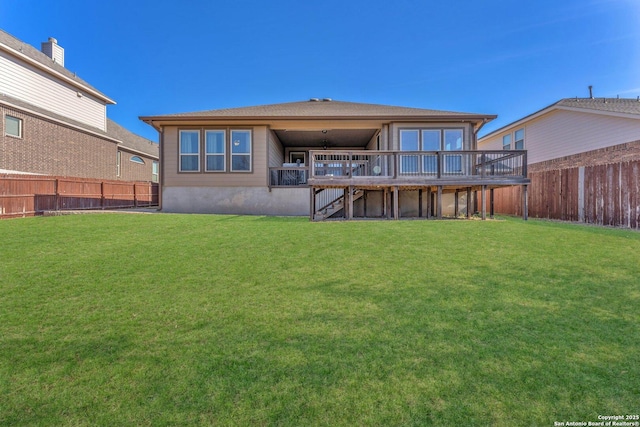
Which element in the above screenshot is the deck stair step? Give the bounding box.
[315,189,364,220]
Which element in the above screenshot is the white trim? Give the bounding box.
[179,129,201,172]
[230,129,252,172]
[204,129,226,172]
[0,98,120,144]
[0,41,116,104]
[130,155,145,164]
[4,114,22,138]
[117,144,159,160]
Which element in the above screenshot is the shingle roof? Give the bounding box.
[143,99,495,120]
[557,97,640,115]
[107,119,158,158]
[0,29,114,103]
[480,97,640,140]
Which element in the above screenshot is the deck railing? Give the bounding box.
[309,150,527,181]
[269,167,309,187]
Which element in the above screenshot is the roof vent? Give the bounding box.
[41,36,64,67]
[310,98,320,102]
[322,98,332,102]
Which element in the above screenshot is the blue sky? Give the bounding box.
[1,0,639,141]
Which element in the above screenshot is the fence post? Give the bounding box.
[134,183,138,208]
[101,182,105,210]
[55,178,60,212]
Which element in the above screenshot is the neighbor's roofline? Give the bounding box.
[0,40,116,105]
[479,98,640,141]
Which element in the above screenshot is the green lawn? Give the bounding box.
[1,214,638,426]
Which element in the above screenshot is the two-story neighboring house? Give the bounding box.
[0,29,158,181]
[478,97,640,227]
[141,99,529,220]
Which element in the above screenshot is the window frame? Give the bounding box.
[205,129,226,172]
[152,161,159,183]
[5,115,23,138]
[230,129,252,172]
[179,129,201,172]
[398,127,465,175]
[514,128,525,150]
[502,134,512,150]
[130,155,145,164]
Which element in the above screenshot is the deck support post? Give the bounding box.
[310,187,315,221]
[522,184,528,221]
[393,186,399,220]
[474,190,478,215]
[418,189,423,218]
[383,187,389,219]
[426,187,432,219]
[454,190,459,218]
[363,190,367,218]
[481,185,487,220]
[347,186,353,220]
[490,188,495,219]
[436,186,442,219]
[466,187,472,219]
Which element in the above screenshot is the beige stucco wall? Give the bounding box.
[162,186,309,216]
[479,109,640,164]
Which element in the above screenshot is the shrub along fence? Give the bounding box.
[492,160,640,229]
[0,174,159,219]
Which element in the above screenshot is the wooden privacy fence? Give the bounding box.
[492,160,640,229]
[0,174,159,219]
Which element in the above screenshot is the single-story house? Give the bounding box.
[141,99,529,220]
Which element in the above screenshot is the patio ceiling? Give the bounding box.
[274,129,378,148]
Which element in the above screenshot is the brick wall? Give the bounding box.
[118,150,157,182]
[528,139,640,173]
[1,104,118,179]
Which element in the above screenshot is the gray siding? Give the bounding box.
[268,129,284,167]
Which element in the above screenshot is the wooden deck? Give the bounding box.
[306,150,530,221]
[268,150,530,221]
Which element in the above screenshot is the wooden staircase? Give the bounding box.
[313,188,365,220]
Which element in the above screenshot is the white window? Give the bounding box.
[443,129,463,173]
[399,128,464,174]
[502,134,512,150]
[205,130,225,171]
[503,128,524,150]
[116,151,121,177]
[179,130,200,172]
[230,130,251,172]
[514,128,525,149]
[421,130,440,173]
[399,129,419,173]
[152,161,159,183]
[5,115,22,138]
[130,156,145,164]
